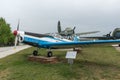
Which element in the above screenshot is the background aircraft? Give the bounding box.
[13,25,120,57]
[57,21,99,36]
[80,28,120,40]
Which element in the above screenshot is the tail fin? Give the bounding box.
[57,21,61,33]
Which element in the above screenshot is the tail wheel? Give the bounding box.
[47,51,53,57]
[33,50,38,56]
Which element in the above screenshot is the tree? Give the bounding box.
[0,17,14,46]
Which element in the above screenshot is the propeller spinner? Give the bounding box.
[13,30,18,36]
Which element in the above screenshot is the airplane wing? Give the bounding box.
[79,36,115,40]
[45,31,100,36]
[75,31,100,36]
[40,39,120,49]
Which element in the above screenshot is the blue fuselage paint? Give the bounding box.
[23,35,120,49]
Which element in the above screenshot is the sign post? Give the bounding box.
[66,51,77,70]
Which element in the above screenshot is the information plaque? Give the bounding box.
[66,51,77,59]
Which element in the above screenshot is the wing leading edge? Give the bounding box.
[41,39,120,48]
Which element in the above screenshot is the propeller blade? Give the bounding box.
[73,26,76,34]
[14,20,20,48]
[14,36,18,48]
[57,21,61,33]
[17,20,20,30]
[109,31,111,34]
[73,26,76,30]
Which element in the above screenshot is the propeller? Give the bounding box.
[73,26,76,34]
[13,20,20,48]
[57,21,61,33]
[17,20,19,31]
[14,35,18,48]
[106,31,111,37]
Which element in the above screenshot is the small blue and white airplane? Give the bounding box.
[13,28,120,57]
[13,22,120,57]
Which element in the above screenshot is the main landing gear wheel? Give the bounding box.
[33,50,38,56]
[118,44,120,47]
[47,51,53,57]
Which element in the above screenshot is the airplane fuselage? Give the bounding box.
[16,31,120,49]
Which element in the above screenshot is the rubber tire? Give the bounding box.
[33,50,38,56]
[47,51,53,57]
[118,44,120,47]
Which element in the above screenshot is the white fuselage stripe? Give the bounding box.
[24,35,62,42]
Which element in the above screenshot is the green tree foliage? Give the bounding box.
[0,17,14,46]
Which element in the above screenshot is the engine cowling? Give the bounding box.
[18,36,24,42]
[17,31,25,43]
[112,28,120,38]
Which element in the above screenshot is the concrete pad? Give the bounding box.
[112,44,120,52]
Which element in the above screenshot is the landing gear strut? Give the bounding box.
[32,48,53,57]
[47,51,53,57]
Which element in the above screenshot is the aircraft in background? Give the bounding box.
[80,28,120,40]
[57,21,99,36]
[13,24,120,57]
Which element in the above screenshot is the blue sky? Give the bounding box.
[0,0,120,36]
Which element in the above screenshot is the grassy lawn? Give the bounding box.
[0,45,120,80]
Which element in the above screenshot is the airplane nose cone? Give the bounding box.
[13,30,17,36]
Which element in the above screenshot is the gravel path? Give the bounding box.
[0,45,31,59]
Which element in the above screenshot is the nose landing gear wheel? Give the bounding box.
[33,50,38,56]
[47,51,53,57]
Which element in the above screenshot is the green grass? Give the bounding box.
[0,45,120,80]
